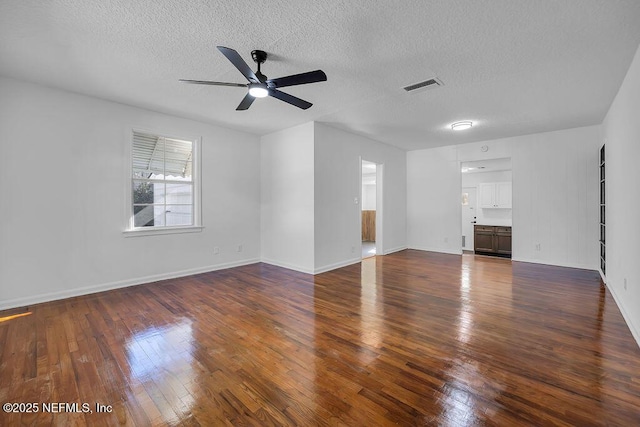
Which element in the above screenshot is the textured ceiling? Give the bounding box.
[2,0,640,150]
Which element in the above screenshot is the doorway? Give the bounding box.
[460,158,512,254]
[461,187,477,251]
[361,160,377,259]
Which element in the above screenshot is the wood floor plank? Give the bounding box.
[1,250,640,425]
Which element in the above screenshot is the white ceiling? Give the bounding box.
[2,0,640,151]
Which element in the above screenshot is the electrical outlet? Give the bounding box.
[624,278,627,290]
[444,237,449,243]
[351,246,355,253]
[237,244,243,252]
[535,243,541,251]
[213,247,219,255]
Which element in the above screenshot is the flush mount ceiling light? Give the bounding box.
[451,121,473,131]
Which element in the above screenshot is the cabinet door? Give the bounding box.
[496,182,512,208]
[474,226,495,252]
[495,230,512,254]
[479,183,495,208]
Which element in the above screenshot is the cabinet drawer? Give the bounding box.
[475,225,494,232]
[496,226,512,234]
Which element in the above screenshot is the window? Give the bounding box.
[127,130,200,233]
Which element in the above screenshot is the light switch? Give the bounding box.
[354,197,359,204]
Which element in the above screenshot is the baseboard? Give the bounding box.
[0,258,261,311]
[314,257,362,274]
[511,257,597,271]
[605,282,640,349]
[382,246,408,255]
[260,258,314,275]
[408,246,462,256]
[599,269,606,284]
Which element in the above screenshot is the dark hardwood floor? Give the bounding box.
[1,250,639,426]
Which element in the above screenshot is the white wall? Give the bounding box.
[362,184,376,210]
[0,77,261,310]
[314,123,407,272]
[259,122,406,274]
[601,42,640,344]
[407,146,461,254]
[462,170,512,226]
[407,125,600,268]
[461,170,512,187]
[260,122,315,273]
[511,127,599,269]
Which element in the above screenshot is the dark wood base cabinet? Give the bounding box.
[474,225,512,257]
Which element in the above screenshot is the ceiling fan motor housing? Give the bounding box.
[251,50,267,64]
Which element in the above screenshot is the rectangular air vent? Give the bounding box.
[403,77,443,93]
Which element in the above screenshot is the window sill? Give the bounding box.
[123,226,204,238]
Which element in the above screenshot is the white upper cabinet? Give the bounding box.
[479,183,495,208]
[479,182,512,208]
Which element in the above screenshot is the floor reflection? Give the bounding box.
[458,265,472,344]
[125,319,195,420]
[359,257,384,350]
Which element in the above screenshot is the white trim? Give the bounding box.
[260,258,315,275]
[598,269,606,284]
[125,127,202,232]
[314,257,362,274]
[0,258,260,311]
[376,162,384,256]
[408,246,463,256]
[511,257,597,271]
[382,246,408,255]
[123,225,204,237]
[605,282,640,349]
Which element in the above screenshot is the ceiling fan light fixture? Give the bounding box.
[451,121,473,131]
[180,46,326,110]
[248,83,269,98]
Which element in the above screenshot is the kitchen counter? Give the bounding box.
[476,222,512,227]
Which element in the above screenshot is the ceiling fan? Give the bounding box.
[180,46,327,111]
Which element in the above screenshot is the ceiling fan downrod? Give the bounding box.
[251,50,268,82]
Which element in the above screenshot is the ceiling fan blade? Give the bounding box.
[268,70,327,89]
[268,89,312,110]
[179,79,246,87]
[217,46,259,83]
[236,93,256,111]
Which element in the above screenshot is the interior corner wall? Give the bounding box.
[313,123,407,273]
[0,77,261,310]
[406,125,600,268]
[601,41,640,345]
[510,126,600,269]
[260,122,315,273]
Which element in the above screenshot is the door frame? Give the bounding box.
[461,186,477,251]
[360,158,383,257]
